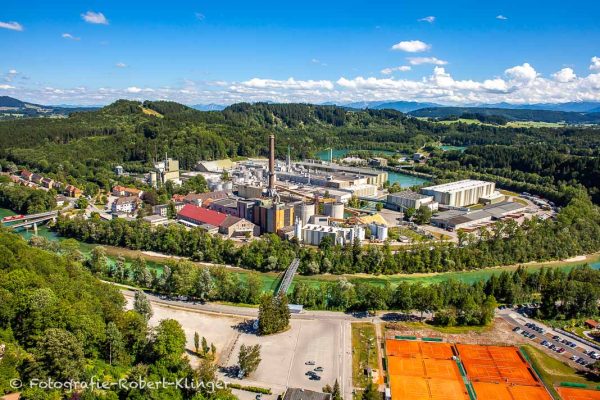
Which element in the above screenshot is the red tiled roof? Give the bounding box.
[585,319,599,328]
[178,204,228,227]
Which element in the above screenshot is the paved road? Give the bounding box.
[498,308,598,367]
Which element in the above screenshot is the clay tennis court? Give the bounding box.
[456,344,538,385]
[386,339,455,359]
[390,375,469,400]
[472,382,553,400]
[386,339,469,400]
[558,387,600,400]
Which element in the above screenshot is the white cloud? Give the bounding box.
[552,68,577,83]
[0,21,23,31]
[115,62,127,68]
[8,69,17,75]
[391,40,431,53]
[239,77,334,90]
[408,57,448,66]
[381,66,411,75]
[62,33,80,41]
[5,59,600,107]
[496,15,508,20]
[590,56,600,71]
[505,63,538,82]
[81,11,109,25]
[418,16,435,23]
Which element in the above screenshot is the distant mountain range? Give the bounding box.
[0,96,98,119]
[409,107,600,124]
[191,103,227,111]
[2,95,600,124]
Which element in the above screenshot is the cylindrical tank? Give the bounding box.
[149,171,158,187]
[324,202,344,219]
[294,202,316,224]
[371,223,389,241]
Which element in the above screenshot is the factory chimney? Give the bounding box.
[268,134,276,193]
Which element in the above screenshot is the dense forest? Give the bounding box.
[1,100,599,204]
[0,230,237,399]
[53,190,600,276]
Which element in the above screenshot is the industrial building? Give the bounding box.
[387,190,438,211]
[301,222,365,246]
[431,201,528,230]
[295,160,388,187]
[421,180,496,207]
[150,156,180,187]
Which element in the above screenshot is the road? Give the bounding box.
[498,308,598,367]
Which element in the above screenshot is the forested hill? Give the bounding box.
[0,96,97,119]
[409,106,600,124]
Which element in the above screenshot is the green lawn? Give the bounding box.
[397,321,491,335]
[521,344,600,399]
[351,323,379,388]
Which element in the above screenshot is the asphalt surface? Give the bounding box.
[498,308,598,367]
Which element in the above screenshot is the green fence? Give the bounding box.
[422,337,443,342]
[559,382,587,388]
[395,335,417,340]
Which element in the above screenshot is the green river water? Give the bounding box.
[2,207,599,290]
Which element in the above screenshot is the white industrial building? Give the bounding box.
[300,222,365,246]
[420,180,496,207]
[387,190,438,211]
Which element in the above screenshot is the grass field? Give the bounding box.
[521,344,600,398]
[398,321,491,335]
[418,117,565,129]
[351,322,379,388]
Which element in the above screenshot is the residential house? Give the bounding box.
[153,201,185,218]
[111,196,140,214]
[31,173,43,184]
[64,185,83,198]
[20,170,33,181]
[282,388,331,400]
[112,185,143,198]
[41,177,54,189]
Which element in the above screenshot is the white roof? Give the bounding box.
[423,179,492,193]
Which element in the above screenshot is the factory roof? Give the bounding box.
[388,190,432,200]
[183,190,230,203]
[283,388,331,400]
[422,179,493,193]
[296,161,385,176]
[178,204,228,227]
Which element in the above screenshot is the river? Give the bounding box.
[2,206,599,287]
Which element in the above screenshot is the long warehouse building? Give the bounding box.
[421,179,496,207]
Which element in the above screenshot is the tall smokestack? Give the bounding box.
[268,134,276,191]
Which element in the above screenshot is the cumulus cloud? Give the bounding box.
[590,56,600,71]
[239,77,334,90]
[391,40,431,53]
[115,62,127,68]
[0,21,23,31]
[4,59,600,107]
[496,15,508,20]
[381,66,411,75]
[505,63,538,82]
[552,68,577,83]
[408,57,448,66]
[62,33,80,41]
[418,16,435,23]
[81,11,109,25]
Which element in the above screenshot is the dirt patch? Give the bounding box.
[384,318,530,346]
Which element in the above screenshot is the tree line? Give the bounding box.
[52,191,600,276]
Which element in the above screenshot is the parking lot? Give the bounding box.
[124,293,349,396]
[498,306,599,368]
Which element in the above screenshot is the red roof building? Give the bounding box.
[177,204,228,227]
[585,320,599,329]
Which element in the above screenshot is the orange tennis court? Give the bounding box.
[456,344,538,386]
[558,387,600,400]
[386,339,469,400]
[390,375,469,400]
[472,382,552,400]
[386,339,454,359]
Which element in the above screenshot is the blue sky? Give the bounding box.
[1,0,600,105]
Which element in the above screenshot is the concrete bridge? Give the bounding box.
[1,211,58,232]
